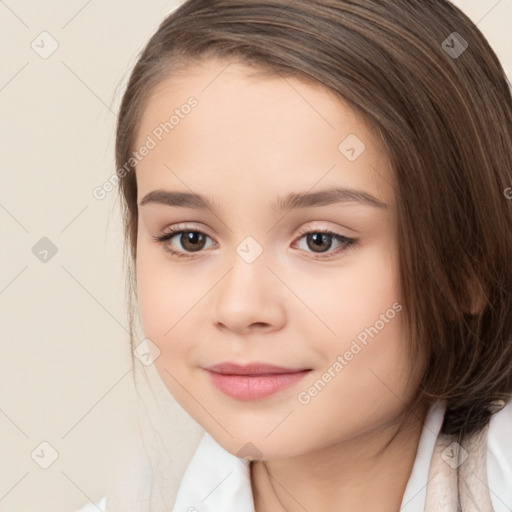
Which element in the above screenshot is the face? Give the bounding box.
[133,58,425,460]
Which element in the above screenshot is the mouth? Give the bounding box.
[204,362,312,400]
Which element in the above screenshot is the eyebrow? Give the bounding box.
[138,187,388,212]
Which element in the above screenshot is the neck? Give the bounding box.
[250,403,430,512]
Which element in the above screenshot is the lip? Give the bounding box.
[204,362,312,400]
[206,362,310,375]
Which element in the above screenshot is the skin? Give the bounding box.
[134,58,429,511]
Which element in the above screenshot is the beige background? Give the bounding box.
[0,1,511,511]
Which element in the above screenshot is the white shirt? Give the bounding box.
[78,399,512,511]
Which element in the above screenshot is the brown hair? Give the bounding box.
[115,0,512,438]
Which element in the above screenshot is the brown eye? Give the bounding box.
[179,231,207,252]
[293,229,358,260]
[306,232,335,253]
[152,225,215,258]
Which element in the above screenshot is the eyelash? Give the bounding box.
[151,223,358,260]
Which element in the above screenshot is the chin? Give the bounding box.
[202,419,311,461]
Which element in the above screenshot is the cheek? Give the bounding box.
[292,313,415,449]
[135,247,205,378]
[136,251,168,339]
[293,241,401,350]
[136,258,198,407]
[295,246,412,424]
[135,245,189,357]
[136,235,195,331]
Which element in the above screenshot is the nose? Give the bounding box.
[213,253,286,335]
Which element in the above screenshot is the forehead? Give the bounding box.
[134,58,394,209]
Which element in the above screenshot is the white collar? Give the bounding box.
[172,401,446,512]
[171,429,253,511]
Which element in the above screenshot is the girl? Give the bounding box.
[82,0,512,510]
